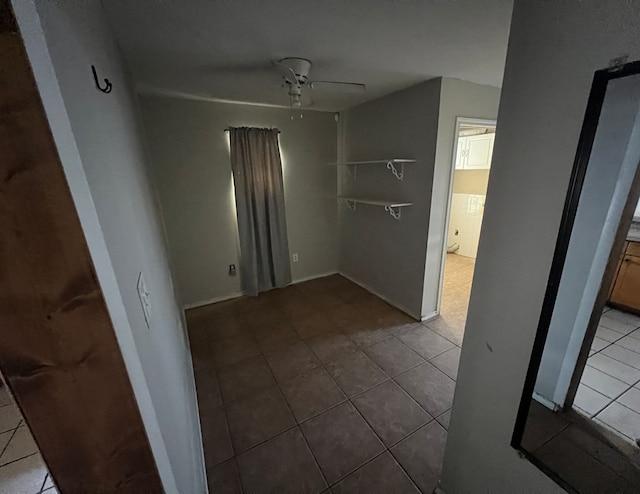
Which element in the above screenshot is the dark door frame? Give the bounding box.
[563,164,640,409]
[511,58,640,478]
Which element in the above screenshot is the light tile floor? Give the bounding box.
[575,307,640,448]
[187,270,472,493]
[0,384,56,494]
[435,253,475,346]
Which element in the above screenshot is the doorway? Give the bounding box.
[438,118,496,343]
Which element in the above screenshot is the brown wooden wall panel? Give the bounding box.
[0,3,163,493]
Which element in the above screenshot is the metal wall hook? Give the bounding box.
[91,65,112,93]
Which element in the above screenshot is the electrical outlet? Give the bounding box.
[137,272,151,329]
[292,253,299,262]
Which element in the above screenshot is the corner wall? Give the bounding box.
[441,1,640,492]
[423,78,501,317]
[339,80,441,318]
[139,96,338,308]
[15,1,206,492]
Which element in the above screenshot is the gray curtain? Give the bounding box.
[229,127,291,295]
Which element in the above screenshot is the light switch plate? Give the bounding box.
[137,272,151,329]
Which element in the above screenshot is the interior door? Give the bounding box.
[465,134,494,169]
[455,136,467,169]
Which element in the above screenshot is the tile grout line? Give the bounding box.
[589,416,639,448]
[420,320,464,348]
[593,343,640,371]
[531,422,572,454]
[550,422,630,481]
[584,361,640,389]
[194,276,462,492]
[588,381,635,419]
[321,399,391,489]
[226,345,440,491]
[594,325,640,349]
[435,409,452,428]
[38,473,49,494]
[575,382,621,418]
[386,420,445,494]
[0,424,20,461]
[607,397,640,418]
[212,328,454,455]
[318,350,438,446]
[0,451,39,470]
[270,375,331,490]
[315,338,450,491]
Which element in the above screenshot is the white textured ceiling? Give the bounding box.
[104,0,513,111]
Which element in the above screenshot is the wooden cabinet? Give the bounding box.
[609,241,640,313]
[608,242,627,300]
[455,133,495,170]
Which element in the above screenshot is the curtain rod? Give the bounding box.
[224,127,281,133]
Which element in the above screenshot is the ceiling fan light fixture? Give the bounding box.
[290,93,302,108]
[278,57,312,83]
[273,57,365,111]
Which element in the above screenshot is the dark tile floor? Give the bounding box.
[522,401,640,493]
[520,306,640,493]
[186,273,466,493]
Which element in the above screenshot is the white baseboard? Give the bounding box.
[434,484,447,494]
[338,271,420,321]
[182,271,420,319]
[182,291,245,311]
[292,270,338,284]
[533,391,561,412]
[421,310,439,322]
[181,270,339,312]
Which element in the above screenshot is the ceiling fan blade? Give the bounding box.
[310,80,366,92]
[272,59,298,85]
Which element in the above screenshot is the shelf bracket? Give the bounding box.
[384,205,401,220]
[386,161,403,180]
[344,200,357,211]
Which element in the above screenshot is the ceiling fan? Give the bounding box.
[272,57,366,109]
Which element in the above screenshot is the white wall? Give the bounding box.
[423,79,501,317]
[535,75,640,407]
[441,1,640,492]
[448,150,492,259]
[139,96,338,307]
[339,80,441,318]
[15,2,206,492]
[452,169,490,195]
[447,193,486,258]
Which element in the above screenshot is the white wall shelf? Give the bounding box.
[328,159,416,180]
[332,195,413,220]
